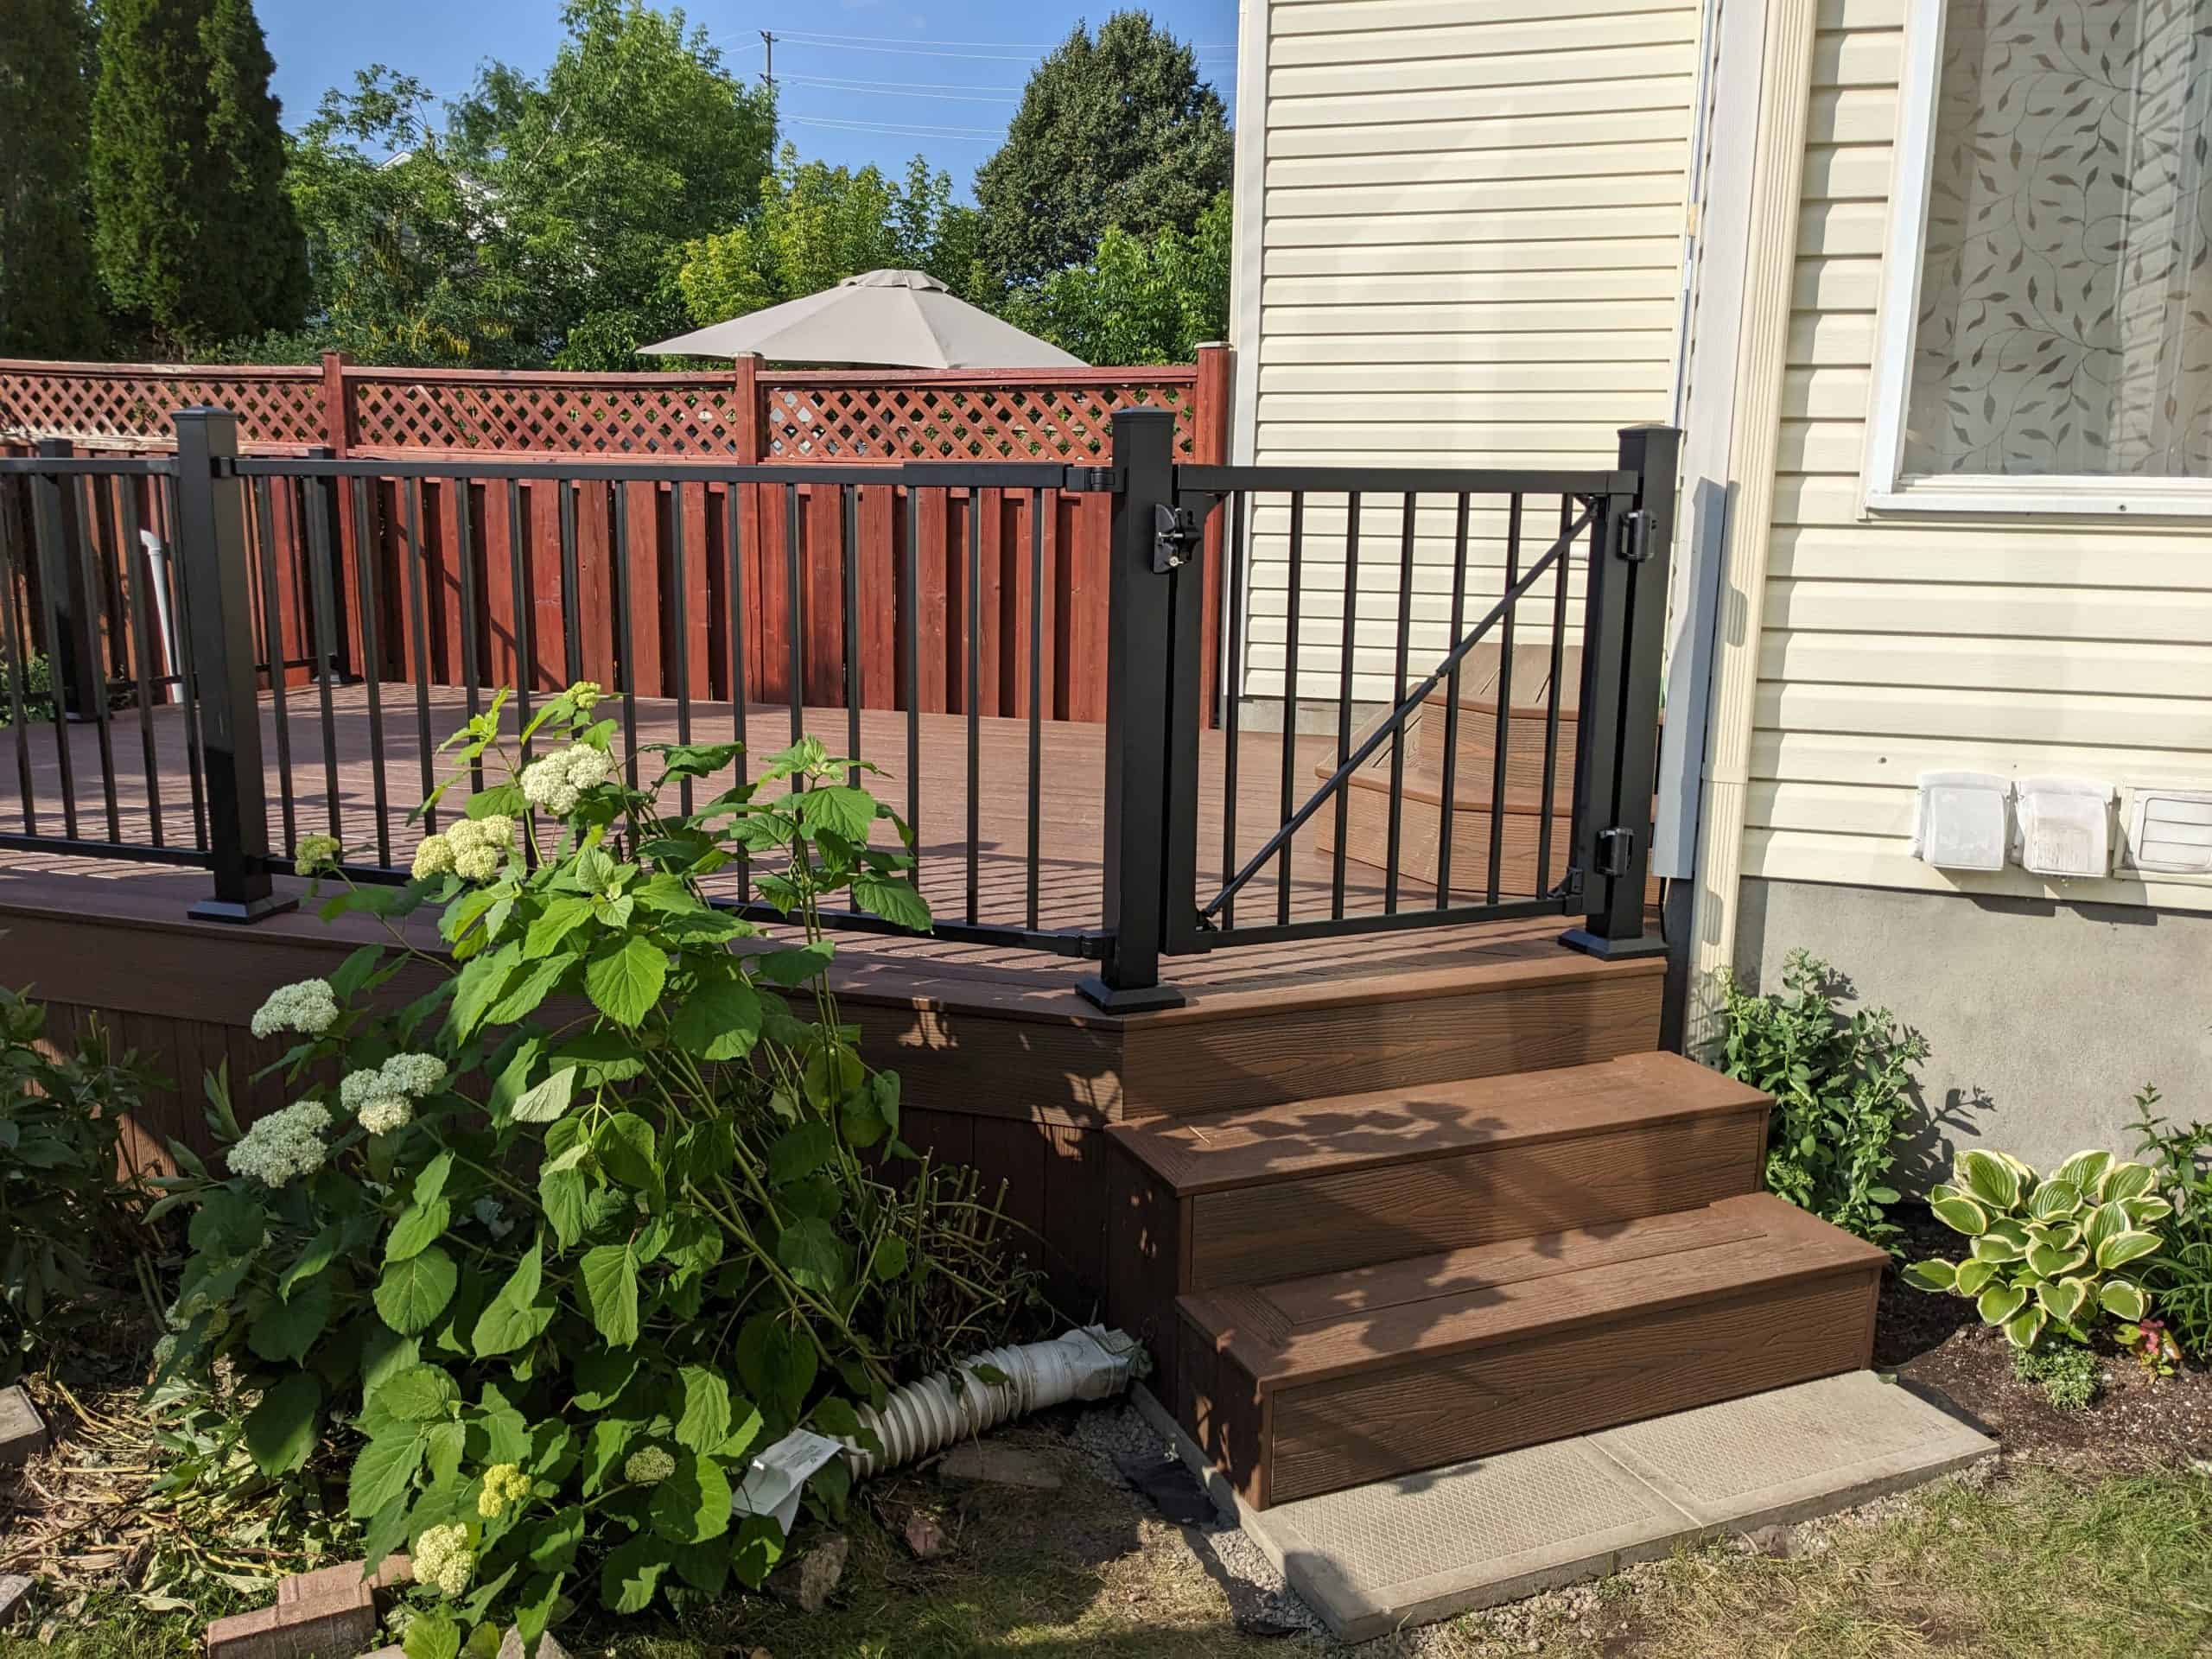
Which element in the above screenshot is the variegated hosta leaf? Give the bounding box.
[2025,1243,2088,1278]
[2028,1179,2082,1221]
[1900,1259,1957,1292]
[2099,1160,2154,1203]
[2124,1194,2174,1226]
[2050,1148,2113,1193]
[1929,1192,1989,1236]
[1955,1258,1999,1295]
[1972,1230,2026,1263]
[2095,1230,2162,1272]
[2082,1200,2129,1252]
[1977,1283,2028,1325]
[1958,1149,2022,1213]
[2101,1278,2147,1321]
[2002,1304,2046,1349]
[2036,1277,2086,1324]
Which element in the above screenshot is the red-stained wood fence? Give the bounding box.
[1,350,1232,726]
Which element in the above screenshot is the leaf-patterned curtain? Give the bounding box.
[1904,0,2212,477]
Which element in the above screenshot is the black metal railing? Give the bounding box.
[1,406,1676,1012]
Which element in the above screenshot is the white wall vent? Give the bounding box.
[2126,787,2212,875]
[1912,771,2009,872]
[2014,777,2113,880]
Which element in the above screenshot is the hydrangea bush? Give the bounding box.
[149,685,1044,1649]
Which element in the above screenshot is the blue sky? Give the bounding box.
[259,1,1240,200]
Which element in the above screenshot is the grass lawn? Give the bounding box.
[6,1427,2208,1659]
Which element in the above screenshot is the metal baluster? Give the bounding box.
[161,476,209,849]
[1382,493,1416,912]
[1331,490,1361,918]
[1218,489,1245,929]
[355,477,391,868]
[454,479,485,795]
[250,479,296,850]
[30,462,79,840]
[302,477,343,840]
[403,480,437,835]
[610,483,639,788]
[1536,494,1572,895]
[506,480,532,771]
[1275,490,1303,926]
[76,479,120,841]
[118,484,163,848]
[785,482,804,747]
[558,480,582,687]
[1437,493,1471,904]
[727,480,751,902]
[1025,486,1044,931]
[965,486,981,925]
[901,484,920,896]
[842,483,861,791]
[0,484,38,834]
[671,482,695,816]
[1486,493,1521,905]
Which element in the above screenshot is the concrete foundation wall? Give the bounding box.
[1733,878,2212,1183]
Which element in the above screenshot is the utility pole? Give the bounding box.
[760,29,773,88]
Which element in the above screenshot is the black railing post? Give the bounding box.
[30,440,100,720]
[175,408,295,923]
[1563,423,1678,960]
[303,445,353,681]
[1077,407,1187,1013]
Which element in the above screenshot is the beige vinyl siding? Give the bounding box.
[1242,0,1699,702]
[1751,0,2212,912]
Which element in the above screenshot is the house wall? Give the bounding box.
[1232,0,1703,703]
[1752,0,2212,914]
[1724,0,2212,1167]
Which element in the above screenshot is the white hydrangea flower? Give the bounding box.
[293,834,343,877]
[340,1053,448,1135]
[249,979,339,1040]
[414,1522,474,1599]
[357,1096,410,1135]
[411,834,455,881]
[623,1444,676,1485]
[381,1052,448,1096]
[440,817,516,884]
[226,1100,333,1187]
[519,746,614,817]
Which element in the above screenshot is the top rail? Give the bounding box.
[1177,463,1635,496]
[221,456,1098,487]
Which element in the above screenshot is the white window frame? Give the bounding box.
[1864,0,2212,518]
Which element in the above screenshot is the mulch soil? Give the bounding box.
[1875,1207,2212,1471]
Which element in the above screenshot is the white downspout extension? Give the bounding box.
[1683,0,1824,1052]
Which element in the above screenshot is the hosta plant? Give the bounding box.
[1901,1147,2170,1350]
[147,684,1044,1649]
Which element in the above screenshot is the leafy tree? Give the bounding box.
[0,0,105,357]
[90,0,308,351]
[675,149,982,327]
[972,12,1232,288]
[1004,191,1230,365]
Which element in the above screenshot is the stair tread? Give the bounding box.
[1325,753,1569,815]
[1112,1052,1764,1196]
[1181,1193,1884,1390]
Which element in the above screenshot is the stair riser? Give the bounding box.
[1189,1267,1881,1509]
[1415,708,1580,793]
[1188,1108,1768,1290]
[1315,784,1662,908]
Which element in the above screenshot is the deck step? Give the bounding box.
[1104,1053,1770,1405]
[1173,1193,1887,1509]
[1312,759,1573,903]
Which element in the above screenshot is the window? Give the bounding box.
[1866,0,2212,513]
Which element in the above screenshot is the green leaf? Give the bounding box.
[512,1066,578,1125]
[674,1367,733,1454]
[2002,1304,2046,1350]
[249,1274,331,1364]
[1898,1259,1955,1293]
[767,1121,838,1186]
[2025,1243,2088,1278]
[243,1372,321,1478]
[402,1612,461,1659]
[647,1451,732,1545]
[2101,1278,2147,1321]
[448,940,523,1039]
[347,1425,425,1520]
[279,1226,346,1299]
[1929,1193,1988,1236]
[375,1247,459,1336]
[2082,1199,2130,1252]
[1976,1283,2028,1326]
[2100,1160,2156,1203]
[1957,1150,2020,1213]
[527,1506,586,1574]
[852,874,931,931]
[573,1351,639,1412]
[580,1243,640,1347]
[486,955,574,1027]
[2095,1230,2162,1271]
[776,1216,845,1295]
[798,784,876,840]
[735,1314,817,1418]
[599,1531,668,1615]
[2050,1148,2113,1192]
[376,1363,461,1423]
[2027,1180,2082,1221]
[870,1235,911,1281]
[540,1164,589,1251]
[525,894,594,957]
[414,1150,458,1208]
[387,1197,452,1262]
[595,1112,658,1192]
[586,937,668,1027]
[756,940,835,987]
[670,975,762,1062]
[1954,1257,1999,1295]
[2036,1277,2086,1324]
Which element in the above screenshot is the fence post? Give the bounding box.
[1076,407,1187,1013]
[1562,423,1679,960]
[29,439,100,720]
[302,446,352,681]
[1193,342,1232,728]
[175,408,295,923]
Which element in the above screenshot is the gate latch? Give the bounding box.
[1154,502,1204,573]
[1617,508,1655,563]
[1595,826,1637,878]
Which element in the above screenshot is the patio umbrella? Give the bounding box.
[639,269,1085,369]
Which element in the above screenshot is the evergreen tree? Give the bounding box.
[0,0,104,356]
[90,0,307,351]
[972,12,1232,289]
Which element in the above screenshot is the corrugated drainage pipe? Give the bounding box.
[845,1325,1146,1478]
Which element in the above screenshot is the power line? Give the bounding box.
[767,35,1235,64]
[778,73,1019,103]
[783,115,1001,141]
[774,28,1236,49]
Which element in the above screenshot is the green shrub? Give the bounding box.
[2125,1085,2212,1363]
[0,644,54,728]
[2011,1342,2100,1410]
[1902,1147,2168,1350]
[148,685,1044,1649]
[1713,949,1929,1252]
[0,985,162,1380]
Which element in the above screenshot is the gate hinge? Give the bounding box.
[1060,464,1122,493]
[1153,501,1204,572]
[1595,826,1637,878]
[1561,864,1585,899]
[1616,508,1654,563]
